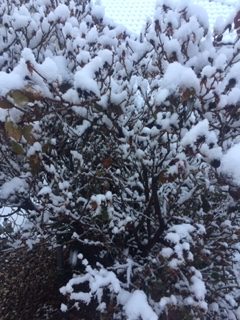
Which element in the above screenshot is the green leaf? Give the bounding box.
[11,141,24,155]
[22,125,35,144]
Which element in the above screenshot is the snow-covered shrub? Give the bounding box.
[1,0,240,319]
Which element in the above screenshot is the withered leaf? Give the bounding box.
[29,154,41,176]
[91,201,98,210]
[0,97,14,109]
[8,90,30,107]
[5,121,22,141]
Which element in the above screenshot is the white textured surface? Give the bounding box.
[99,0,239,34]
[101,0,155,33]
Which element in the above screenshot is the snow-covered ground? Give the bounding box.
[97,0,239,33]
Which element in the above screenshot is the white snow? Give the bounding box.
[170,223,195,239]
[90,269,121,293]
[92,5,105,20]
[76,50,91,64]
[62,89,79,104]
[162,224,200,268]
[220,143,240,186]
[154,88,169,104]
[70,150,83,164]
[74,49,112,98]
[61,263,159,319]
[181,119,216,146]
[159,295,177,311]
[187,3,209,30]
[58,181,70,190]
[156,112,179,131]
[201,65,217,78]
[161,247,174,258]
[161,62,200,93]
[190,271,206,301]
[38,186,52,196]
[60,303,68,312]
[74,120,91,136]
[12,7,31,29]
[236,306,240,320]
[123,290,158,320]
[0,72,24,96]
[70,291,91,304]
[27,142,42,156]
[0,177,28,200]
[227,88,240,105]
[74,60,101,98]
[165,232,181,244]
[37,57,60,83]
[54,4,70,21]
[21,48,35,64]
[86,26,98,43]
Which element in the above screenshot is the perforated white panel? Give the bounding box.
[101,0,155,33]
[99,0,238,34]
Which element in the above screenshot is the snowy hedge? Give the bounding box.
[1,0,240,319]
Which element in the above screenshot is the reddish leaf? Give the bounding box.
[102,157,113,169]
[234,11,240,34]
[26,60,34,75]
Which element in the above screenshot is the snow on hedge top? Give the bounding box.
[99,0,238,33]
[123,290,158,320]
[181,120,214,146]
[161,62,200,93]
[53,4,70,21]
[0,1,122,98]
[0,72,24,96]
[0,177,28,200]
[74,50,112,98]
[190,267,207,303]
[220,143,240,186]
